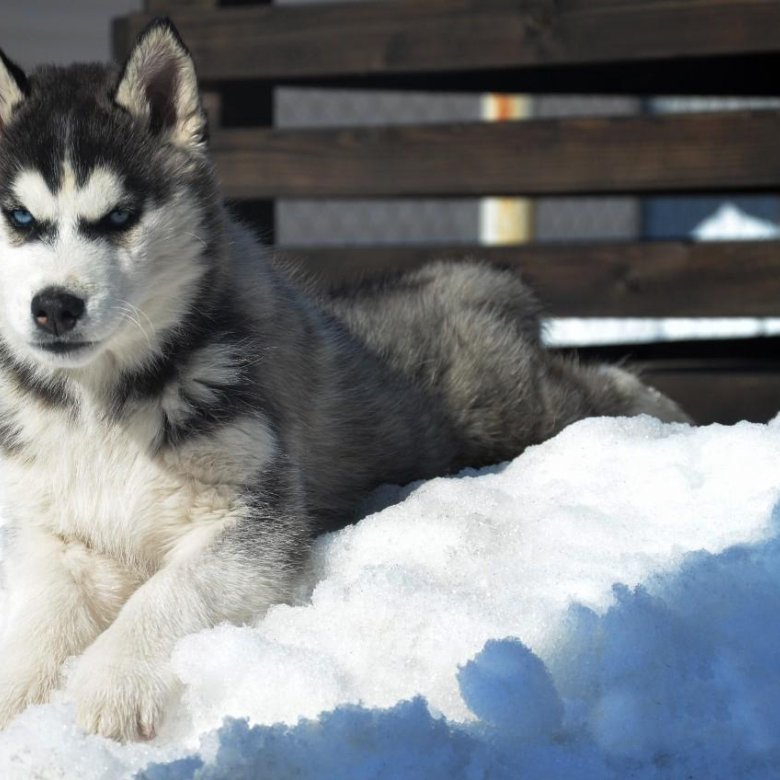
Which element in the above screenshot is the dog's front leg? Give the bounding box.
[69,511,309,741]
[0,529,136,728]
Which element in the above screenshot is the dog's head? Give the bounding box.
[0,19,218,371]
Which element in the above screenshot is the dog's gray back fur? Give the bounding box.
[229,243,688,530]
[321,260,686,479]
[226,230,460,528]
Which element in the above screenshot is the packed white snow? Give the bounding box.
[1,415,780,778]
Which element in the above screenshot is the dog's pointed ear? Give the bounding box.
[114,18,206,149]
[0,50,28,132]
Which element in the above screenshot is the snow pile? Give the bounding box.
[2,416,780,778]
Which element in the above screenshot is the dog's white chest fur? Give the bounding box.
[4,413,181,569]
[1,399,273,570]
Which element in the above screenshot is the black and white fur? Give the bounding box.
[0,20,688,741]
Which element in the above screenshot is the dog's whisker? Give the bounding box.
[108,298,154,348]
[184,231,208,248]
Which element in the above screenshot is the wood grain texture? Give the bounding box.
[639,368,780,424]
[553,341,780,424]
[207,110,780,198]
[274,241,780,317]
[114,0,780,93]
[143,0,218,11]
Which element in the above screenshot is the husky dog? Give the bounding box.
[0,20,687,741]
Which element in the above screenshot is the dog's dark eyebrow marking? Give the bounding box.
[78,208,141,242]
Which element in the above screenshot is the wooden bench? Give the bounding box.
[114,0,780,425]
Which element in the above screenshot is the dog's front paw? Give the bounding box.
[0,658,59,729]
[0,681,46,729]
[70,640,171,741]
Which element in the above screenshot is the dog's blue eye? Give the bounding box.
[108,209,131,226]
[10,208,34,227]
[88,207,138,236]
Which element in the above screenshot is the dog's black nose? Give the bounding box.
[31,289,86,336]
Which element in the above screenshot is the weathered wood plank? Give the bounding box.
[553,341,780,424]
[274,241,780,318]
[114,0,780,94]
[638,367,780,424]
[144,0,218,11]
[209,111,780,198]
[557,337,780,423]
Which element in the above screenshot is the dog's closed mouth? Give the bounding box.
[35,341,94,354]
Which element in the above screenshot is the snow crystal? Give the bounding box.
[1,416,780,778]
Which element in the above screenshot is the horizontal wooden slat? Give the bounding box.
[144,0,216,10]
[274,241,780,317]
[639,368,780,424]
[115,0,780,94]
[211,111,780,198]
